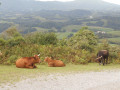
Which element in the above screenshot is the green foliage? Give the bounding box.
[6,55,19,65]
[0,27,25,47]
[67,27,98,51]
[25,32,58,45]
[6,37,25,47]
[0,38,6,46]
[58,38,67,46]
[0,44,93,64]
[74,50,90,64]
[98,39,110,50]
[5,27,21,38]
[0,26,120,65]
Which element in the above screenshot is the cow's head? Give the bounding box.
[95,56,102,63]
[44,57,52,62]
[34,54,41,63]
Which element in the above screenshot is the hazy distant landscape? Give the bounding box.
[0,0,120,63]
[1,0,120,44]
[1,0,120,11]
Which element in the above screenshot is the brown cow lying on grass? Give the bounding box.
[16,54,41,69]
[44,57,65,67]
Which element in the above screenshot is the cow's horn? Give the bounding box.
[38,54,40,56]
[96,56,102,60]
[99,56,102,59]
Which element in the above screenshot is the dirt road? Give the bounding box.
[1,70,120,90]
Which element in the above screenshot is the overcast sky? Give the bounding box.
[35,0,120,5]
[103,0,120,5]
[35,0,74,2]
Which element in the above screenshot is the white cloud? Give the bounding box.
[103,0,120,5]
[35,0,75,2]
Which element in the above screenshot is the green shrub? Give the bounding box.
[25,32,58,45]
[6,55,19,65]
[0,38,6,46]
[67,27,97,52]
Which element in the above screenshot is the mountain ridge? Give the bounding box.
[0,0,120,12]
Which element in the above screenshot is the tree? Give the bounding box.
[99,39,110,50]
[1,27,25,47]
[0,38,6,46]
[67,27,98,52]
[25,32,58,45]
[5,27,21,38]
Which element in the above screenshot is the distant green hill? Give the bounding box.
[0,0,120,12]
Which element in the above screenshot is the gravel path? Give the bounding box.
[1,70,120,90]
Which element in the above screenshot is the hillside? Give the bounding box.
[1,0,120,45]
[0,0,120,11]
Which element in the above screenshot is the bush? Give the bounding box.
[0,38,6,46]
[74,56,87,64]
[25,32,58,45]
[6,37,25,47]
[0,27,120,65]
[67,27,97,52]
[6,55,19,65]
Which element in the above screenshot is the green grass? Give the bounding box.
[100,37,120,44]
[63,25,82,32]
[108,37,120,41]
[62,25,114,32]
[0,63,120,84]
[33,16,47,22]
[34,27,49,31]
[89,26,114,32]
[107,31,120,37]
[56,32,74,39]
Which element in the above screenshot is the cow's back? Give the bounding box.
[53,60,65,67]
[98,50,108,56]
[101,50,109,57]
[16,58,26,68]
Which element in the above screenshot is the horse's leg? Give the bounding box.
[99,59,102,65]
[99,59,101,65]
[103,58,105,65]
[106,57,108,64]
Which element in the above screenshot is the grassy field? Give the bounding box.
[0,63,120,85]
[108,37,120,42]
[100,37,120,44]
[56,32,74,39]
[63,25,82,32]
[89,26,114,32]
[107,31,120,37]
[62,25,114,32]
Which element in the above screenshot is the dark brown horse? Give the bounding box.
[96,50,109,65]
